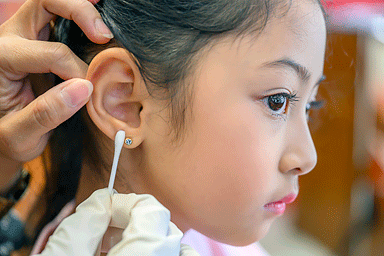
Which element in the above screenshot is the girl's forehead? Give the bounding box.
[216,0,325,53]
[210,3,325,59]
[195,1,326,87]
[264,1,325,39]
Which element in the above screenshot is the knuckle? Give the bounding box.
[36,0,45,6]
[76,0,93,13]
[0,25,5,36]
[0,39,13,72]
[0,17,13,36]
[0,124,13,152]
[32,96,61,130]
[30,0,42,8]
[0,114,22,156]
[71,0,94,21]
[47,42,73,65]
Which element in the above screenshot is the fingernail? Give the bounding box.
[61,80,93,108]
[95,18,114,39]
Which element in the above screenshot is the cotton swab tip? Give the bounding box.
[115,130,126,149]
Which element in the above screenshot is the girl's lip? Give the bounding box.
[263,193,297,215]
[278,193,297,204]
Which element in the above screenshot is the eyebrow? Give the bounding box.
[262,58,326,85]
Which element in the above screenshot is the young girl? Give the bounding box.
[28,0,327,254]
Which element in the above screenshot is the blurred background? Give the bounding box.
[261,1,384,256]
[1,0,384,255]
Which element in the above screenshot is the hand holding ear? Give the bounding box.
[0,78,93,162]
[0,0,113,186]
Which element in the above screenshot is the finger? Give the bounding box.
[0,38,87,80]
[8,0,113,43]
[108,193,184,255]
[0,79,91,161]
[42,0,114,42]
[19,78,93,140]
[180,244,201,256]
[39,189,111,256]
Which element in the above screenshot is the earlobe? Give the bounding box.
[85,47,147,147]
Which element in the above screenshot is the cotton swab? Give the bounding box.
[108,130,126,195]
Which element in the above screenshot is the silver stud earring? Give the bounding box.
[125,138,133,146]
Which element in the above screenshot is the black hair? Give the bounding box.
[37,0,325,241]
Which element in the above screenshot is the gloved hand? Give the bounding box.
[35,188,200,256]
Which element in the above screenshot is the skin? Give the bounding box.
[0,0,112,189]
[78,0,326,247]
[0,0,111,240]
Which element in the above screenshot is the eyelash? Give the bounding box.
[261,93,324,120]
[306,100,324,122]
[306,100,324,112]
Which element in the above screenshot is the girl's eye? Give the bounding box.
[267,94,288,114]
[261,93,298,118]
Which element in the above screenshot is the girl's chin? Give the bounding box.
[207,221,273,247]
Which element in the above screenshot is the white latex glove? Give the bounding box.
[35,188,200,256]
[106,193,199,256]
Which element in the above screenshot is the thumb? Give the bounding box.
[24,78,93,136]
[0,78,93,162]
[37,188,111,256]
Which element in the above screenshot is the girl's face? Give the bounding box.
[119,0,326,246]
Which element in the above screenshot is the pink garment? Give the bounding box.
[181,229,269,256]
[31,201,269,256]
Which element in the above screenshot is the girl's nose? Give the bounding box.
[279,121,317,176]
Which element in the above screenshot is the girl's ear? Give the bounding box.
[85,47,149,148]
